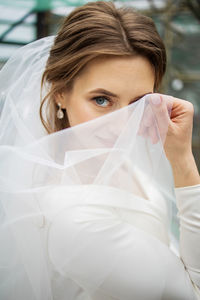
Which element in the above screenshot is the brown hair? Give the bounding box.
[40,1,166,133]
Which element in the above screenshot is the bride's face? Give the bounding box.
[56,55,155,127]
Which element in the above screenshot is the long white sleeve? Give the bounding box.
[175,184,200,297]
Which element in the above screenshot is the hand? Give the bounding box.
[149,93,193,160]
[138,93,200,187]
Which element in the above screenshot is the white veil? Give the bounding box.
[0,36,179,300]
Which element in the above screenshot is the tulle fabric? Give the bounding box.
[0,36,179,300]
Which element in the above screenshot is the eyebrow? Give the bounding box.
[88,88,152,103]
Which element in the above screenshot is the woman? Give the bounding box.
[0,1,199,299]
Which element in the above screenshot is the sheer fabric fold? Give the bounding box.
[0,36,180,300]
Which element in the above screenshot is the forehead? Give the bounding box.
[73,55,155,92]
[81,55,153,74]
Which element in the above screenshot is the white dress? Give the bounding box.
[0,35,199,300]
[47,184,200,300]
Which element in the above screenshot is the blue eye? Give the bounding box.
[93,97,111,107]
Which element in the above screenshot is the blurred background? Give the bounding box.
[0,0,200,171]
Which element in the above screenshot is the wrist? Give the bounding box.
[169,152,200,187]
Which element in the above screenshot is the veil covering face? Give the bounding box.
[0,36,180,300]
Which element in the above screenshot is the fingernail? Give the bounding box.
[151,95,161,106]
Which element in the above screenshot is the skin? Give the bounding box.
[57,55,154,125]
[56,55,200,187]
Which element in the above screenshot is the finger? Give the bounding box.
[153,93,174,114]
[138,125,149,138]
[148,94,171,142]
[168,97,194,120]
[137,103,154,136]
[142,127,149,139]
[147,125,159,144]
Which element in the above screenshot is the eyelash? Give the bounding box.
[92,96,112,108]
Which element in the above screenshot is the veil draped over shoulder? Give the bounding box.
[0,36,179,300]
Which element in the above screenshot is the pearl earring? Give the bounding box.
[56,102,64,119]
